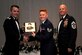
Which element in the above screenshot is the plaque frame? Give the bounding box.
[24,22,36,32]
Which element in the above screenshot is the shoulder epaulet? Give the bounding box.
[6,17,11,20]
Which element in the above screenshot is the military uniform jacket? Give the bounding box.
[58,14,77,49]
[3,16,20,55]
[35,19,57,55]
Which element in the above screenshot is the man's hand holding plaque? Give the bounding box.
[31,32,36,37]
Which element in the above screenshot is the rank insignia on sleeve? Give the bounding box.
[71,21,77,29]
[47,28,52,32]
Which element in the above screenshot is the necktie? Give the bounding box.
[15,18,19,23]
[40,23,44,32]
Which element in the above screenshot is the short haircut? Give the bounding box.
[39,8,48,13]
[10,5,19,11]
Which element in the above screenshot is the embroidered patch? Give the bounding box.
[71,21,76,29]
[47,28,52,32]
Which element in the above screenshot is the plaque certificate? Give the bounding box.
[25,22,36,32]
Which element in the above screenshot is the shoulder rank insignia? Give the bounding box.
[7,17,11,20]
[71,21,77,29]
[47,28,52,32]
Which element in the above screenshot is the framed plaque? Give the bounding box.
[25,22,36,32]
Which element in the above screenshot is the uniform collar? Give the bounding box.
[42,20,46,24]
[62,14,66,19]
[41,19,47,24]
[10,16,18,21]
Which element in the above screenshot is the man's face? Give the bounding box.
[59,4,67,16]
[10,7,20,18]
[39,11,48,21]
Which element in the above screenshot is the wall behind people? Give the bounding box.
[0,0,82,48]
